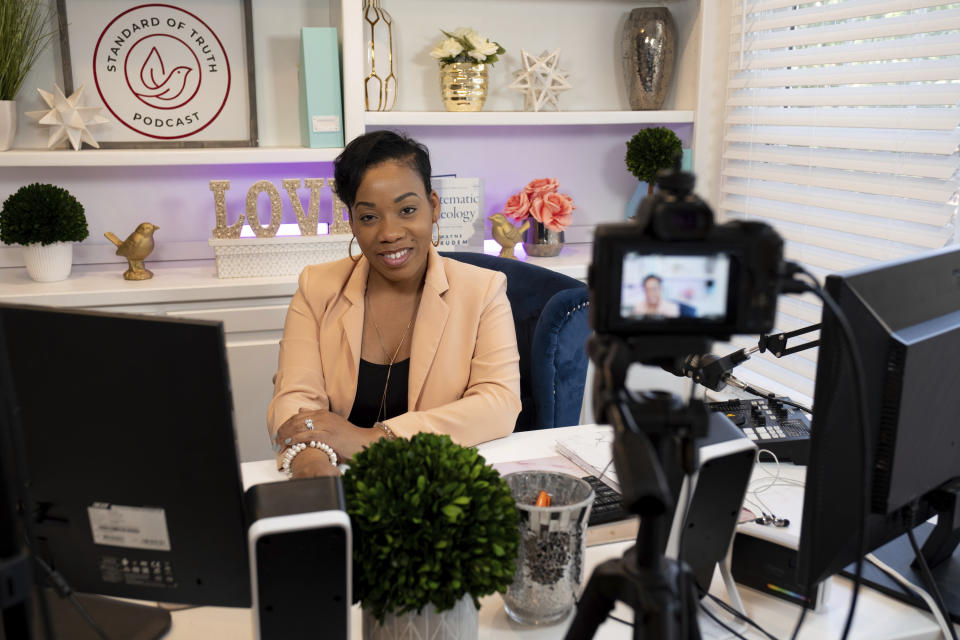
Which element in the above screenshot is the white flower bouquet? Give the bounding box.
[429,28,505,66]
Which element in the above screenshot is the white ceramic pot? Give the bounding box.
[362,594,478,640]
[0,100,15,151]
[22,242,74,282]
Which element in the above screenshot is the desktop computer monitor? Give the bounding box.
[0,304,251,636]
[797,245,960,616]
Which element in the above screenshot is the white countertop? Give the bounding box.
[0,244,591,308]
[233,426,948,640]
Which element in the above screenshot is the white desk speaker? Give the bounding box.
[246,477,351,639]
[665,411,757,592]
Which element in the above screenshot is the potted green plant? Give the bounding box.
[0,0,56,150]
[0,183,89,282]
[624,126,683,218]
[343,433,519,639]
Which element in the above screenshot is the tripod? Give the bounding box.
[565,334,710,640]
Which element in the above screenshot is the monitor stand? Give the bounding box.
[31,588,171,640]
[841,521,960,623]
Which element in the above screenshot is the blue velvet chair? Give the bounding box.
[441,252,591,431]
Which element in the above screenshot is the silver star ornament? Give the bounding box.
[507,49,572,112]
[25,84,109,151]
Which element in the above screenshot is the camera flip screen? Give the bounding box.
[620,253,731,322]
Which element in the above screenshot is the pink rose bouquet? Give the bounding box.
[501,178,576,232]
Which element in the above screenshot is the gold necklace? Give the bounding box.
[367,295,416,425]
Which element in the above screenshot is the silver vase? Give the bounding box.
[523,221,564,257]
[621,7,677,110]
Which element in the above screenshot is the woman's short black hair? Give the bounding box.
[332,130,432,212]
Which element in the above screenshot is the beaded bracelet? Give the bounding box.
[281,441,338,478]
[374,421,397,441]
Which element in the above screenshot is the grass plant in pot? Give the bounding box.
[0,183,89,282]
[0,0,56,151]
[624,126,683,219]
[343,433,519,639]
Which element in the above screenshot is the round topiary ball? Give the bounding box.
[0,183,89,246]
[343,433,520,624]
[625,127,683,188]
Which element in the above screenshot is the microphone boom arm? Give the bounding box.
[757,323,821,358]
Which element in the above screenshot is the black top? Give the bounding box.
[347,358,410,428]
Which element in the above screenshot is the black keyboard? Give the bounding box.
[707,397,812,464]
[583,475,633,526]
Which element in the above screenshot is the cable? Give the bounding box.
[699,587,780,640]
[741,449,805,527]
[700,601,750,640]
[677,383,699,579]
[789,601,809,640]
[906,528,959,640]
[797,270,872,640]
[865,552,954,640]
[33,555,110,640]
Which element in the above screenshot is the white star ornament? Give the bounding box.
[25,84,109,151]
[507,49,572,112]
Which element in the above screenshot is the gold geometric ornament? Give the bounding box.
[363,0,398,111]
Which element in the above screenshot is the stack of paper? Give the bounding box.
[553,425,620,492]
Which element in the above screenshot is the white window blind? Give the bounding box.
[720,0,960,404]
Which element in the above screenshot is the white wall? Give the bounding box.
[1,0,336,267]
[1,0,711,268]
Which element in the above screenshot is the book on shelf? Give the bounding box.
[432,177,484,252]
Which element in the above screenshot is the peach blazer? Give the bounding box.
[267,247,521,446]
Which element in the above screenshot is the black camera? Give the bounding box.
[589,169,784,340]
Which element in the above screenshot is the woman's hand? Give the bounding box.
[289,448,341,480]
[276,409,382,463]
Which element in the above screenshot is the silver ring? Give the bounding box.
[305,418,315,430]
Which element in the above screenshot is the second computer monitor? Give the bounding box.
[0,304,251,608]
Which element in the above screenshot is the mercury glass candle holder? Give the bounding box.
[502,471,594,625]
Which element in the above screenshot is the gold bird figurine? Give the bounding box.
[489,214,530,260]
[104,222,159,280]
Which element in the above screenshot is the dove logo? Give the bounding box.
[127,40,200,110]
[93,4,231,140]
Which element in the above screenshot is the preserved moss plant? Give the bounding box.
[0,183,89,246]
[343,433,520,624]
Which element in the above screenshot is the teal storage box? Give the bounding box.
[299,27,344,148]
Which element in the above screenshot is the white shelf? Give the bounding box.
[0,146,344,168]
[365,110,695,127]
[0,244,591,307]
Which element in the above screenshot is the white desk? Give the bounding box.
[165,426,946,639]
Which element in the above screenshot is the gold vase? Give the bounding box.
[440,63,488,112]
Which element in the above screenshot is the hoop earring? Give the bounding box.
[432,221,440,247]
[348,235,361,263]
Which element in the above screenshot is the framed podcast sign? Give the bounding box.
[56,0,258,147]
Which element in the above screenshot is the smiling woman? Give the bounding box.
[267,130,522,480]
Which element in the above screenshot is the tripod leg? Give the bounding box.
[564,560,621,640]
[681,566,703,640]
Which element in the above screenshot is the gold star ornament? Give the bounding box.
[507,49,572,112]
[25,84,109,151]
